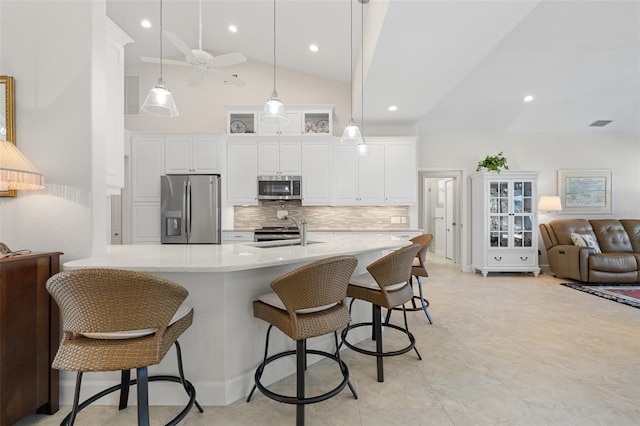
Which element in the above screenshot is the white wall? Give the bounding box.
[416,129,640,268]
[0,1,108,261]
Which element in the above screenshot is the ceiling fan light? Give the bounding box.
[142,79,179,117]
[340,120,363,144]
[261,91,289,126]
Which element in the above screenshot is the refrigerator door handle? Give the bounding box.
[185,180,191,239]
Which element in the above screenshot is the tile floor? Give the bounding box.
[18,256,640,425]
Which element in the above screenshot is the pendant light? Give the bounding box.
[340,0,363,144]
[356,0,369,156]
[142,0,179,117]
[260,0,288,126]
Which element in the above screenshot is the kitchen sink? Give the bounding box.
[246,240,323,249]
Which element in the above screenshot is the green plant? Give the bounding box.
[476,151,509,173]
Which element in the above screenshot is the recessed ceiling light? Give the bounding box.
[388,105,398,111]
[141,19,152,29]
[309,44,319,52]
[228,25,238,33]
[523,95,535,103]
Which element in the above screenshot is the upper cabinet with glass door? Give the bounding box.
[226,105,333,137]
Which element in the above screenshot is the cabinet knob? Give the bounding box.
[494,256,502,261]
[520,256,528,261]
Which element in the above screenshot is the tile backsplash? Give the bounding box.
[234,202,410,229]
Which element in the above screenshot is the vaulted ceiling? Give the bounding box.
[107,0,639,133]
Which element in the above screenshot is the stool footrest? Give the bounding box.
[340,321,417,358]
[254,349,352,405]
[61,375,198,426]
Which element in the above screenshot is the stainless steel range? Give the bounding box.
[254,226,300,242]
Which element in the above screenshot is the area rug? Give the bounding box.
[560,283,640,309]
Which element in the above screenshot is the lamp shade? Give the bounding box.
[356,140,370,156]
[340,120,363,144]
[0,140,45,190]
[538,195,562,212]
[141,79,179,117]
[260,91,289,126]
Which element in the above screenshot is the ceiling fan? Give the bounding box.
[141,0,247,87]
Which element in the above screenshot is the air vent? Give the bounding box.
[124,75,140,116]
[590,120,612,127]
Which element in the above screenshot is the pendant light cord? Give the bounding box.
[349,0,353,121]
[160,0,164,81]
[273,0,277,93]
[361,0,364,136]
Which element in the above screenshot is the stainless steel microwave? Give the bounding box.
[257,175,302,200]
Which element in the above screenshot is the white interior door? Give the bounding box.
[445,179,454,260]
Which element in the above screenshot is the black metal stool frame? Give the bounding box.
[247,324,358,425]
[62,341,203,426]
[341,298,422,382]
[385,274,433,324]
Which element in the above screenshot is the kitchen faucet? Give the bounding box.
[284,214,307,246]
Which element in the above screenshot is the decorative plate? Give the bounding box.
[230,120,247,133]
[315,120,329,133]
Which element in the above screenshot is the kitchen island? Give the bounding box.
[62,234,409,406]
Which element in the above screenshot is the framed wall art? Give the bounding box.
[558,169,613,214]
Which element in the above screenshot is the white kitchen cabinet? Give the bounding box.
[132,203,161,244]
[384,138,417,205]
[226,105,333,137]
[389,231,423,240]
[332,140,384,205]
[257,140,301,175]
[227,139,258,205]
[165,135,220,174]
[257,111,301,136]
[222,231,254,244]
[105,18,132,194]
[131,136,165,202]
[470,171,540,277]
[301,140,332,205]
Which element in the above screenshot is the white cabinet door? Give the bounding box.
[279,141,301,175]
[332,144,358,205]
[357,141,385,205]
[301,140,332,205]
[165,136,220,174]
[257,141,279,175]
[221,231,254,244]
[227,140,258,205]
[192,136,220,173]
[132,137,164,202]
[257,140,301,175]
[105,18,132,193]
[257,111,302,136]
[132,203,161,244]
[384,139,417,205]
[165,137,192,174]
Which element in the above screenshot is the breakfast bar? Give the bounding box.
[62,234,409,406]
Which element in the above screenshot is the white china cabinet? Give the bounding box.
[471,171,540,277]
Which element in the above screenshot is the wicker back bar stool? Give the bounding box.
[246,255,359,426]
[46,268,203,426]
[385,233,434,325]
[340,243,422,382]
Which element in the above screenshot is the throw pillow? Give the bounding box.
[570,232,602,253]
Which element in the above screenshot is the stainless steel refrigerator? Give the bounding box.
[161,175,221,244]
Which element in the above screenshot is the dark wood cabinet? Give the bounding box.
[0,252,61,425]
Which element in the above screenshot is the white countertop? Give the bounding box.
[63,234,410,273]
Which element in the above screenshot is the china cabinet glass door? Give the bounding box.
[488,180,534,249]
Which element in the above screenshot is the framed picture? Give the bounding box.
[558,169,613,214]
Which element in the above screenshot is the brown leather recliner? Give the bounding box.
[539,219,640,283]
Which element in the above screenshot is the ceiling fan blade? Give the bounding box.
[140,57,192,67]
[206,52,247,69]
[205,68,246,87]
[163,31,199,64]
